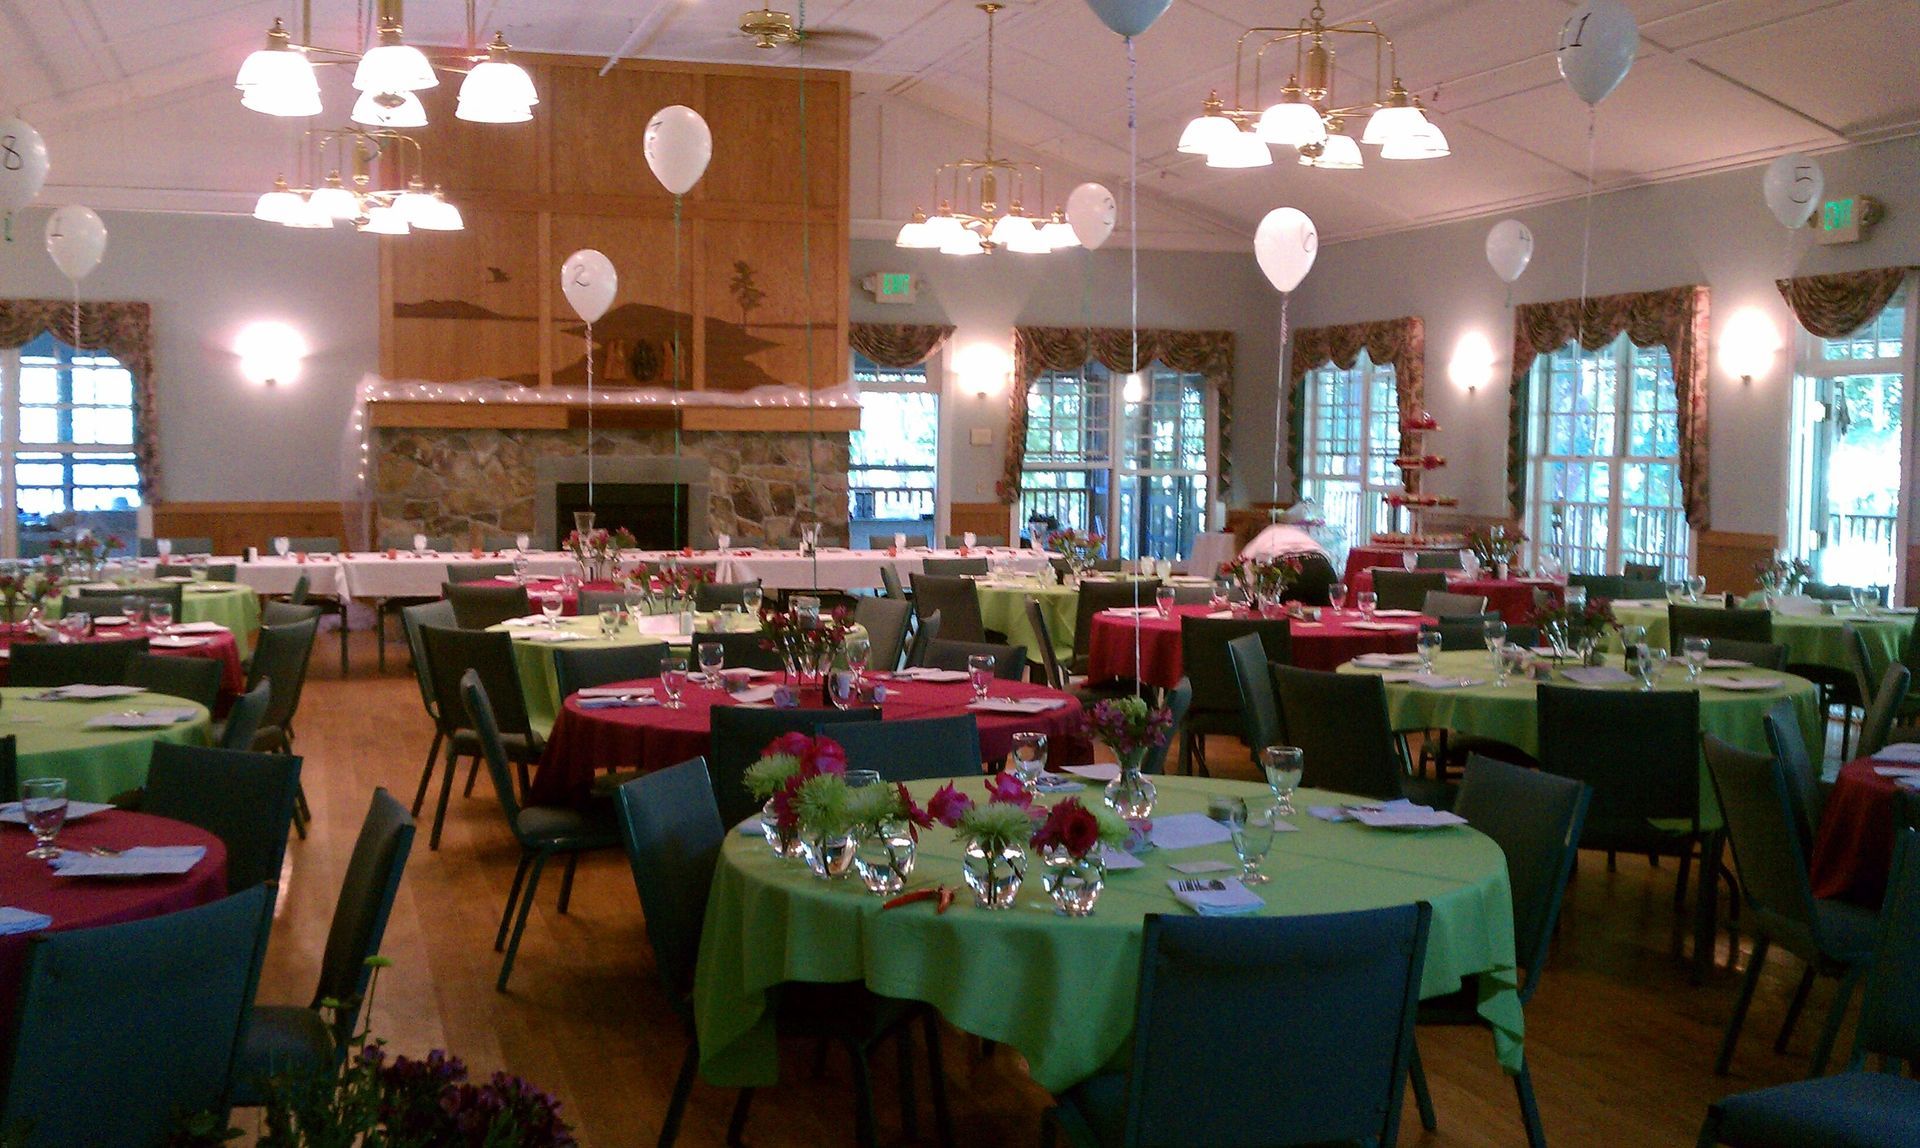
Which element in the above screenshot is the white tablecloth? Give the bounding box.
[138,556,340,598]
[712,548,1052,591]
[337,552,584,599]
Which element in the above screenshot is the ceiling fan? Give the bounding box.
[737,8,882,59]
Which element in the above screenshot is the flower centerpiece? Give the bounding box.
[1219,554,1305,612]
[563,526,635,581]
[1465,523,1527,576]
[761,606,852,685]
[1044,527,1104,578]
[50,531,122,580]
[1088,695,1173,819]
[927,774,1041,909]
[1754,553,1813,596]
[1529,597,1618,664]
[0,567,61,632]
[847,782,930,895]
[639,560,715,614]
[743,732,848,859]
[1031,797,1131,916]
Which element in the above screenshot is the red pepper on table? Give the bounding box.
[935,886,955,914]
[882,888,940,911]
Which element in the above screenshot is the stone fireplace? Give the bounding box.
[538,455,707,549]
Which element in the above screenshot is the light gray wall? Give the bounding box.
[0,209,377,503]
[1276,134,1920,538]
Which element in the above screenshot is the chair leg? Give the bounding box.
[495,852,532,951]
[497,851,548,992]
[923,1011,954,1148]
[895,1027,919,1143]
[1177,729,1194,776]
[337,601,350,677]
[557,852,579,914]
[1513,1055,1547,1148]
[725,1089,755,1148]
[1675,848,1693,908]
[1776,964,1816,1053]
[410,730,443,817]
[376,602,388,673]
[1697,1107,1723,1148]
[291,781,310,840]
[1716,936,1769,1074]
[429,741,463,851]
[842,1038,878,1148]
[1691,833,1725,985]
[1808,964,1865,1077]
[1408,1037,1437,1131]
[659,1038,699,1148]
[463,757,481,797]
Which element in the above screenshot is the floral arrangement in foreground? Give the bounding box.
[1465,523,1526,569]
[1030,797,1130,861]
[926,774,1039,852]
[1754,552,1814,593]
[0,567,61,623]
[1529,596,1619,649]
[1087,695,1174,761]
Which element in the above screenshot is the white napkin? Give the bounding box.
[1352,653,1422,668]
[1374,609,1426,618]
[50,845,207,877]
[1772,595,1823,617]
[1871,742,1920,764]
[576,696,657,710]
[1349,801,1469,829]
[31,684,146,700]
[575,686,656,699]
[1872,765,1920,778]
[896,668,969,683]
[728,684,780,704]
[0,800,112,825]
[1149,812,1234,850]
[149,635,211,649]
[166,621,229,635]
[1103,606,1159,618]
[1168,877,1265,916]
[0,907,52,935]
[154,576,194,584]
[1062,763,1120,782]
[967,696,1067,714]
[519,630,587,644]
[84,707,200,730]
[1032,774,1084,794]
[501,615,555,627]
[1099,846,1145,871]
[1205,610,1237,619]
[1705,675,1784,691]
[1349,620,1415,631]
[92,615,129,626]
[1381,672,1484,689]
[1703,658,1751,669]
[1561,666,1634,686]
[736,817,766,836]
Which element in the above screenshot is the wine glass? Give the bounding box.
[1260,745,1303,816]
[155,537,172,560]
[1010,731,1048,793]
[660,656,688,709]
[967,653,995,700]
[516,533,532,554]
[1563,584,1587,612]
[742,585,764,616]
[1328,581,1348,612]
[511,555,530,583]
[272,536,290,558]
[1851,585,1876,614]
[1482,619,1508,670]
[1492,641,1515,686]
[1227,799,1276,885]
[1634,643,1657,690]
[697,641,725,685]
[1356,591,1378,619]
[1689,574,1708,602]
[1683,636,1710,682]
[148,601,173,632]
[539,591,563,630]
[844,635,871,678]
[1417,629,1443,673]
[21,777,67,860]
[412,533,428,555]
[1401,550,1417,571]
[598,604,623,638]
[120,595,144,632]
[1210,577,1232,612]
[828,670,862,709]
[1154,586,1175,618]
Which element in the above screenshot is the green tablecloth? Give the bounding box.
[490,616,672,737]
[50,581,261,658]
[976,581,1078,662]
[1603,601,1910,677]
[693,774,1522,1092]
[3,687,213,801]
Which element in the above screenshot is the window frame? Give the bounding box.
[1297,350,1402,549]
[849,349,944,545]
[0,333,144,559]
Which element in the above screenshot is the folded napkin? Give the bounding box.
[0,799,112,825]
[1704,674,1784,691]
[736,817,767,836]
[575,686,656,699]
[0,907,52,935]
[1561,665,1634,686]
[1872,742,1920,764]
[1032,774,1084,794]
[1103,606,1160,618]
[1772,595,1823,617]
[1380,671,1483,689]
[1349,620,1414,632]
[1168,877,1265,916]
[1373,609,1426,618]
[1205,610,1237,619]
[501,615,555,627]
[729,684,780,704]
[1702,657,1751,669]
[50,845,207,877]
[149,635,211,649]
[895,668,970,683]
[1099,846,1144,871]
[1062,763,1120,782]
[967,696,1067,714]
[166,621,228,635]
[1351,653,1421,668]
[92,615,128,626]
[575,696,658,710]
[1348,801,1469,829]
[1873,765,1920,778]
[154,576,194,585]
[31,684,146,701]
[1149,812,1235,850]
[183,584,228,593]
[84,707,200,730]
[519,630,588,644]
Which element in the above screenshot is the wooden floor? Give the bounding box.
[256,630,1846,1147]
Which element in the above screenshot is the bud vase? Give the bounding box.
[1041,848,1107,916]
[853,820,916,895]
[1104,749,1157,819]
[800,832,858,879]
[760,798,803,859]
[961,837,1026,909]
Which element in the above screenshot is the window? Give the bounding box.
[1786,281,1914,590]
[848,352,938,548]
[1526,333,1689,578]
[1020,362,1214,558]
[0,332,143,557]
[1297,351,1401,547]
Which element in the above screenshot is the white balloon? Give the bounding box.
[1066,183,1116,250]
[1556,0,1638,106]
[1485,220,1535,284]
[643,105,713,196]
[0,118,50,213]
[561,249,617,323]
[1082,0,1172,37]
[45,205,106,282]
[1762,153,1824,230]
[1254,207,1318,294]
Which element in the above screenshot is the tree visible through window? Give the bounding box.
[2,332,143,557]
[848,352,938,548]
[1298,351,1400,549]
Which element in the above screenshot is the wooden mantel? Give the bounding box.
[364,399,859,433]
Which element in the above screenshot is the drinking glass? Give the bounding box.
[1401,550,1417,571]
[963,532,977,548]
[412,533,428,554]
[120,595,144,630]
[1226,799,1276,885]
[715,533,731,551]
[1667,581,1689,604]
[1689,574,1708,602]
[272,536,290,558]
[1634,644,1657,690]
[1356,591,1378,619]
[1851,585,1876,614]
[967,653,995,700]
[1328,581,1348,612]
[152,600,177,631]
[1210,578,1233,612]
[828,670,861,709]
[742,584,765,616]
[155,538,173,559]
[660,657,688,709]
[1483,619,1508,669]
[719,603,744,632]
[540,592,563,630]
[1260,745,1303,816]
[598,604,623,638]
[1010,731,1048,792]
[697,641,725,684]
[515,533,531,553]
[845,769,882,789]
[1417,629,1443,673]
[191,556,210,583]
[1683,636,1710,681]
[1563,585,1587,612]
[1492,641,1515,686]
[511,555,530,583]
[21,777,67,859]
[844,635,871,677]
[1647,645,1671,683]
[1154,586,1175,618]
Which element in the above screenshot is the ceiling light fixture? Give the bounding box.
[250,128,465,237]
[1178,4,1447,173]
[896,4,1075,255]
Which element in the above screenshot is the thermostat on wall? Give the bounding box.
[861,271,917,304]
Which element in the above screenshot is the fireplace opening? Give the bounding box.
[555,482,689,550]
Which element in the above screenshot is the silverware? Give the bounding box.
[89,846,123,857]
[1174,879,1227,893]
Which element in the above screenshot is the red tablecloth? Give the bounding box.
[533,676,1093,809]
[1084,604,1431,688]
[1343,571,1557,626]
[0,628,245,713]
[0,810,227,1058]
[1341,545,1458,586]
[1811,758,1902,907]
[507,578,624,617]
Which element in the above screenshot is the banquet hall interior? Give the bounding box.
[3,0,1920,1144]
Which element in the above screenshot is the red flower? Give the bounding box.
[1032,798,1101,859]
[803,737,847,775]
[926,783,973,828]
[985,772,1033,808]
[765,731,813,761]
[897,782,931,840]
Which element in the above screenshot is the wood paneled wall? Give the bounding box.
[1696,529,1777,596]
[153,501,353,556]
[950,501,1014,542]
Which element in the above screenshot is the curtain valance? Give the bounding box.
[0,300,157,495]
[1283,316,1427,496]
[1776,268,1911,340]
[849,322,954,369]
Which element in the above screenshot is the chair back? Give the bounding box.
[287,573,310,605]
[1623,561,1663,582]
[1070,579,1162,669]
[921,557,987,576]
[1669,603,1772,644]
[0,884,274,1148]
[615,761,724,1015]
[576,587,631,617]
[1180,616,1291,725]
[1371,570,1448,612]
[707,706,883,829]
[309,789,415,1054]
[694,580,760,612]
[1807,581,1887,605]
[1024,598,1065,689]
[286,535,341,553]
[155,563,239,584]
[458,670,528,831]
[1226,634,1284,753]
[220,680,273,752]
[1142,678,1192,775]
[553,644,666,697]
[1455,756,1591,1001]
[141,536,213,557]
[829,716,983,781]
[897,533,929,548]
[1902,613,1920,680]
[1842,622,1879,717]
[1858,662,1912,759]
[1122,906,1430,1148]
[261,600,324,627]
[920,638,1026,679]
[1416,551,1465,570]
[247,617,320,737]
[1279,551,1340,607]
[1855,829,1920,1063]
[909,573,987,643]
[443,582,531,629]
[1423,590,1489,618]
[401,600,457,719]
[9,637,150,688]
[444,561,512,583]
[1708,638,1788,670]
[143,743,303,893]
[423,626,533,741]
[0,736,15,808]
[689,629,786,673]
[880,564,906,600]
[124,651,223,711]
[1762,699,1823,855]
[1420,614,1500,652]
[1567,573,1627,601]
[905,609,942,667]
[73,584,183,617]
[1537,684,1699,846]
[1269,665,1405,800]
[852,597,912,672]
[1702,734,1827,955]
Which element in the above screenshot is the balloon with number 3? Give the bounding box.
[1556,0,1638,106]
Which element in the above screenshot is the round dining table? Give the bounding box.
[0,626,244,709]
[532,675,1092,809]
[0,809,227,1060]
[1345,569,1558,625]
[1085,604,1432,686]
[490,614,676,737]
[51,579,262,657]
[1809,758,1910,908]
[2,687,214,801]
[1604,600,1911,676]
[692,774,1522,1092]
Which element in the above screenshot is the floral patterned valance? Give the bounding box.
[1776,267,1912,340]
[997,327,1236,506]
[1504,285,1710,529]
[1283,317,1427,496]
[849,322,954,369]
[0,300,157,495]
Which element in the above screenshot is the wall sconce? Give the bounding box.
[235,320,308,386]
[952,341,1012,399]
[1448,332,1497,394]
[1720,308,1782,385]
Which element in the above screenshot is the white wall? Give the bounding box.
[1277,134,1920,539]
[0,208,377,502]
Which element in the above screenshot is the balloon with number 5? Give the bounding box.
[1254,208,1317,294]
[643,105,713,196]
[1762,153,1824,230]
[1066,183,1116,250]
[560,249,617,323]
[1556,0,1638,106]
[0,118,50,213]
[1485,220,1534,284]
[45,205,107,281]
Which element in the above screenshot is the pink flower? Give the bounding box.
[1031,798,1099,858]
[898,783,931,840]
[765,731,813,760]
[926,783,973,828]
[985,772,1033,808]
[804,737,847,775]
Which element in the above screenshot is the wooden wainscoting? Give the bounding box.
[950,502,1014,543]
[152,502,354,556]
[1696,529,1777,596]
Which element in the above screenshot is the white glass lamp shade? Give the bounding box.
[1361,102,1428,146]
[359,205,410,235]
[1380,121,1450,160]
[1037,218,1080,250]
[413,193,465,232]
[457,60,538,123]
[307,180,360,220]
[1255,101,1326,148]
[1177,113,1239,156]
[236,46,321,118]
[990,214,1038,248]
[253,186,303,224]
[352,89,428,128]
[1300,132,1364,170]
[938,222,985,255]
[926,215,969,248]
[1005,220,1054,254]
[393,187,442,227]
[895,213,939,249]
[1205,129,1274,169]
[353,42,438,93]
[282,196,335,229]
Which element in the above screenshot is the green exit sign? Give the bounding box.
[1813,195,1883,245]
[861,271,917,304]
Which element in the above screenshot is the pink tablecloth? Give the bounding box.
[533,676,1093,809]
[1084,604,1430,688]
[0,810,227,1058]
[1343,571,1558,626]
[1810,759,1900,907]
[0,628,245,714]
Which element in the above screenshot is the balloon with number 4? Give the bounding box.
[45,205,107,281]
[1066,183,1116,250]
[1254,208,1317,294]
[1762,153,1824,230]
[561,249,617,323]
[1556,0,1638,106]
[0,118,50,213]
[643,105,713,196]
[1082,0,1172,37]
[1485,220,1534,284]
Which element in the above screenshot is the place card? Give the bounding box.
[1098,846,1145,871]
[1149,812,1234,851]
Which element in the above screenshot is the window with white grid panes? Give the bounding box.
[1299,351,1400,546]
[1022,364,1113,543]
[848,352,939,548]
[1527,333,1689,579]
[1,332,143,558]
[1117,367,1212,560]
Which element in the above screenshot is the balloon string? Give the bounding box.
[1126,33,1142,699]
[1274,293,1290,504]
[672,193,683,547]
[798,3,817,578]
[585,319,594,505]
[1577,106,1595,351]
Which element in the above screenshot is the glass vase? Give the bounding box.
[1104,749,1157,819]
[800,832,858,879]
[1041,847,1107,917]
[761,798,803,859]
[853,820,916,896]
[961,837,1027,909]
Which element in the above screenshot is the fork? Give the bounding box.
[1174,879,1227,893]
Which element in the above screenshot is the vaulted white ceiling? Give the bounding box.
[4,0,1916,249]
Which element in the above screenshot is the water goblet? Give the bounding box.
[1646,645,1671,684]
[1689,574,1708,602]
[741,584,765,616]
[659,657,688,709]
[697,640,725,685]
[1633,643,1656,690]
[828,669,861,709]
[539,591,563,630]
[1563,585,1587,612]
[1482,619,1508,669]
[1851,585,1876,614]
[1260,745,1303,816]
[598,604,623,638]
[515,533,531,553]
[21,777,67,860]
[191,556,210,583]
[1417,629,1443,673]
[1328,581,1348,612]
[1683,636,1710,682]
[1401,550,1417,571]
[120,595,144,631]
[272,536,291,559]
[1492,641,1515,686]
[1154,586,1175,618]
[967,653,995,700]
[1210,578,1233,612]
[845,769,882,789]
[844,635,871,678]
[719,603,745,632]
[1356,591,1378,620]
[412,533,428,555]
[1010,731,1048,792]
[1666,581,1689,605]
[155,538,173,560]
[1226,799,1276,885]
